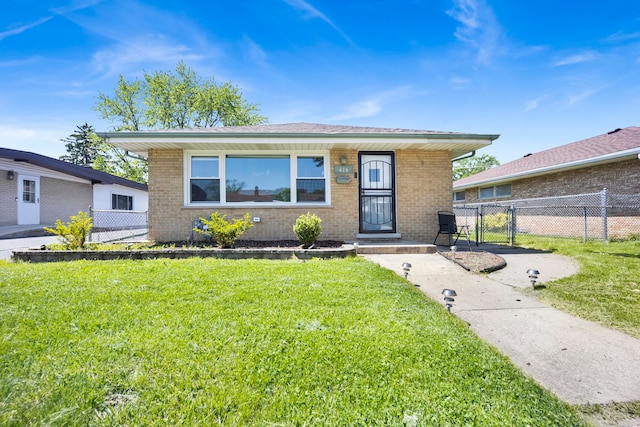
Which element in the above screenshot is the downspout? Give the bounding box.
[451,150,476,163]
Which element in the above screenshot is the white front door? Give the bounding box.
[17,175,40,225]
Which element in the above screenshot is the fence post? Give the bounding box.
[601,188,608,242]
[583,206,587,243]
[88,206,93,243]
[510,204,516,246]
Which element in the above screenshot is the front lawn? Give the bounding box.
[516,236,640,338]
[0,258,584,426]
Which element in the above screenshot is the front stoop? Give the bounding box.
[354,241,437,255]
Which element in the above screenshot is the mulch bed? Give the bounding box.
[180,240,345,249]
[440,251,507,273]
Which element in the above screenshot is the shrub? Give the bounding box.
[293,213,323,247]
[44,211,93,249]
[483,212,508,232]
[194,212,253,248]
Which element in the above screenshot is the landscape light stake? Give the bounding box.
[527,269,540,288]
[402,262,412,279]
[442,289,457,312]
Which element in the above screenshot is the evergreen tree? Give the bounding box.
[59,123,101,165]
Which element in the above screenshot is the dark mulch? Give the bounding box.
[174,240,345,249]
[440,251,507,273]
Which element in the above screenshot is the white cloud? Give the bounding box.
[0,122,70,157]
[51,0,105,15]
[450,76,471,89]
[0,17,52,41]
[283,0,355,46]
[446,0,503,65]
[524,95,547,112]
[332,86,412,120]
[91,35,202,77]
[241,36,268,66]
[567,87,599,105]
[605,31,640,43]
[552,52,598,66]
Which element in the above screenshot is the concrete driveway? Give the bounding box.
[0,236,59,260]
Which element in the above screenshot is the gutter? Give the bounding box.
[99,131,500,142]
[451,150,476,163]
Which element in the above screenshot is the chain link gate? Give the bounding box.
[479,204,514,245]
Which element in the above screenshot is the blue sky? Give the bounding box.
[2,0,640,164]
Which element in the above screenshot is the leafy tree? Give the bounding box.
[452,154,500,181]
[94,61,267,131]
[92,146,148,184]
[59,123,102,165]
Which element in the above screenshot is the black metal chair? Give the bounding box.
[433,211,469,246]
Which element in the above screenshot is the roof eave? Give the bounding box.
[100,131,499,159]
[454,149,640,190]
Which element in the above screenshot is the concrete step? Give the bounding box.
[354,240,437,254]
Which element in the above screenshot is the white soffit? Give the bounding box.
[102,133,498,159]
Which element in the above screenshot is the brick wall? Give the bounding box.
[148,149,451,243]
[0,168,17,225]
[40,177,93,223]
[461,158,640,204]
[396,150,452,241]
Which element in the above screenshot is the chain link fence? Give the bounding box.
[454,189,640,245]
[89,208,148,243]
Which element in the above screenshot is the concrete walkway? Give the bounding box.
[363,248,640,406]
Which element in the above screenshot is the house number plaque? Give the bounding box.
[334,165,353,174]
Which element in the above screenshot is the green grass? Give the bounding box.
[0,258,585,426]
[515,236,640,338]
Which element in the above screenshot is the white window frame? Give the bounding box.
[184,150,331,207]
[453,190,465,202]
[189,156,221,204]
[478,183,511,199]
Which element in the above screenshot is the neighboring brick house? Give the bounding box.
[453,127,640,204]
[102,123,498,243]
[0,147,148,227]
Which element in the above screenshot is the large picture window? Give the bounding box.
[226,156,290,202]
[186,152,328,205]
[190,157,220,202]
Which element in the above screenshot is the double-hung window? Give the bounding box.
[296,156,325,202]
[190,157,220,203]
[187,153,328,205]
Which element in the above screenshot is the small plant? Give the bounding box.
[194,212,253,248]
[44,211,93,249]
[293,212,323,247]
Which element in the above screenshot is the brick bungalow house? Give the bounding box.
[453,126,640,204]
[102,123,498,243]
[0,147,148,227]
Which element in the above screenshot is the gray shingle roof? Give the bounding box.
[136,122,461,135]
[0,147,147,191]
[454,126,640,188]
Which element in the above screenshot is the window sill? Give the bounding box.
[181,203,333,209]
